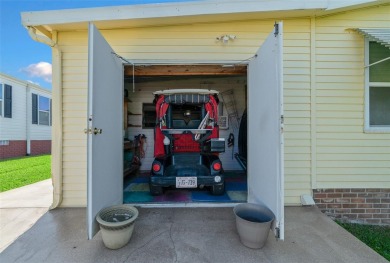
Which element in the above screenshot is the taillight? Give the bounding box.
[213,162,221,171]
[152,163,161,172]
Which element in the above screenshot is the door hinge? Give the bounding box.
[280,115,284,124]
[275,227,280,239]
[274,22,279,37]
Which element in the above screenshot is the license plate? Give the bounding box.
[176,177,197,188]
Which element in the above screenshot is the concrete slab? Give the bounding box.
[0,179,53,252]
[0,206,387,263]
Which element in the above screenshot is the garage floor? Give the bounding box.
[123,171,247,203]
[0,206,387,263]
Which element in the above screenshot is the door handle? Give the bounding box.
[93,128,103,135]
[84,128,102,135]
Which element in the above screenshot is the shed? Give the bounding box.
[22,0,390,240]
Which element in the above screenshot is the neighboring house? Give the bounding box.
[21,0,390,239]
[0,73,52,159]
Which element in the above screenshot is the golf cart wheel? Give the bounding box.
[150,184,163,196]
[211,182,225,196]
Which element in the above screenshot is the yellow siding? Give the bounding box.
[58,18,312,206]
[57,5,390,208]
[314,5,390,189]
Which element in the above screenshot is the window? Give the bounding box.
[32,93,51,126]
[142,103,156,129]
[365,41,390,132]
[0,84,13,118]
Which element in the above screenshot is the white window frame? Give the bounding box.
[364,39,390,133]
[35,94,51,126]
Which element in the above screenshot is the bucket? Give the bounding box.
[96,205,139,249]
[233,203,275,249]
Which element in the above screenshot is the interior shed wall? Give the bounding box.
[58,18,312,207]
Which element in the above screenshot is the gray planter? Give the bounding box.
[96,205,139,249]
[233,203,275,249]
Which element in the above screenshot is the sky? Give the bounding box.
[0,0,196,90]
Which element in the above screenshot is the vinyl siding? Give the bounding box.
[314,5,390,189]
[59,18,311,206]
[0,75,51,141]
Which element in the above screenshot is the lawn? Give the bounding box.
[0,155,51,192]
[337,221,390,261]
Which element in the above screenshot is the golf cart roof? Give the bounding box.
[153,89,219,95]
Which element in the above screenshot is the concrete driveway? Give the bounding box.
[0,205,387,263]
[0,179,52,252]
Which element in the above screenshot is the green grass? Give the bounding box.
[0,155,51,192]
[337,221,390,261]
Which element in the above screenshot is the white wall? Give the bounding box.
[0,73,51,141]
[125,76,246,171]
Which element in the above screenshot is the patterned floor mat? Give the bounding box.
[123,172,247,203]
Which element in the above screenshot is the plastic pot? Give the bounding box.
[96,205,139,249]
[233,203,275,249]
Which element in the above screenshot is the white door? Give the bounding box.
[247,22,284,240]
[87,23,124,239]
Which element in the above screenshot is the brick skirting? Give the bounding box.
[0,140,51,159]
[30,140,51,155]
[313,189,390,225]
[0,140,27,159]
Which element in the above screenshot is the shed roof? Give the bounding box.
[21,0,387,35]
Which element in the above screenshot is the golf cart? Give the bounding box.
[149,89,225,195]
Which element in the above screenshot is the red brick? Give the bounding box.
[351,198,365,203]
[373,214,388,219]
[343,204,357,208]
[335,189,351,193]
[30,140,51,155]
[366,199,380,203]
[365,219,380,224]
[366,209,381,213]
[322,198,334,203]
[343,193,357,198]
[358,193,373,198]
[373,203,388,208]
[316,204,326,209]
[344,214,357,219]
[0,140,27,159]
[334,209,350,214]
[381,209,390,213]
[381,199,390,203]
[358,214,372,219]
[324,189,335,193]
[373,193,387,198]
[328,204,342,209]
[327,193,342,198]
[369,189,381,192]
[380,219,390,224]
[335,198,350,203]
[351,189,366,193]
[357,203,373,208]
[351,209,365,213]
[314,193,327,199]
[381,189,390,193]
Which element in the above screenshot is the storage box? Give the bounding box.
[203,138,225,153]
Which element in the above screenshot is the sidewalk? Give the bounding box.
[0,179,53,252]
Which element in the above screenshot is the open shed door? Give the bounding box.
[247,22,284,240]
[87,23,123,239]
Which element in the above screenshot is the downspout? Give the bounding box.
[26,84,31,156]
[310,17,317,190]
[27,26,63,209]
